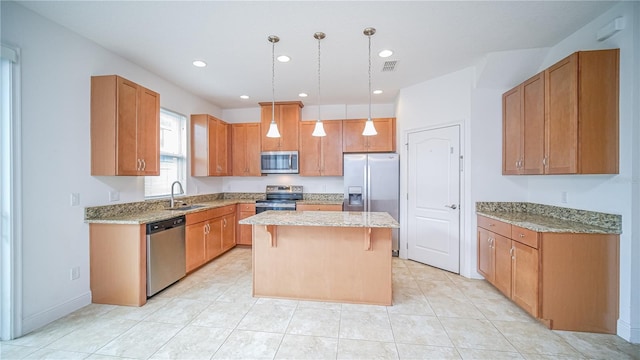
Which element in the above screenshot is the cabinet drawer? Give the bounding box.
[186,209,215,225]
[477,215,511,238]
[209,205,235,219]
[238,203,256,212]
[512,226,539,249]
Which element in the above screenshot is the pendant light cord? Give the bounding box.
[368,32,372,121]
[271,38,275,123]
[317,35,321,123]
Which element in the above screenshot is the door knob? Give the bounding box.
[445,204,457,210]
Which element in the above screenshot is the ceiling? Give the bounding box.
[18,1,617,110]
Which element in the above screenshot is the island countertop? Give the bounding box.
[239,210,399,228]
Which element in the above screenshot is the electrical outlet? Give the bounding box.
[109,191,120,202]
[561,191,568,203]
[70,267,80,280]
[70,193,80,206]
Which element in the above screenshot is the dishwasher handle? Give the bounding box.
[146,216,186,235]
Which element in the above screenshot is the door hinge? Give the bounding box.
[459,155,464,172]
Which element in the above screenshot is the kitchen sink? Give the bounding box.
[167,204,206,211]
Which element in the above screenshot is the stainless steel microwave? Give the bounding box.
[260,151,299,174]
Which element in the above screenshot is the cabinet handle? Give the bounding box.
[519,233,525,238]
[510,247,515,259]
[223,218,227,227]
[489,223,495,227]
[542,157,547,167]
[141,159,146,171]
[136,159,141,171]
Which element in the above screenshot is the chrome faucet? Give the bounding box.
[170,181,184,208]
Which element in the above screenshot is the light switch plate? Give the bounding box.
[109,191,120,202]
[70,193,80,206]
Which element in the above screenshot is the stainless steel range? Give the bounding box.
[255,185,303,214]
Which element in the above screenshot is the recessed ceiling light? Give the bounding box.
[298,93,308,97]
[240,95,249,99]
[277,55,291,63]
[373,89,383,95]
[378,50,393,58]
[192,60,207,67]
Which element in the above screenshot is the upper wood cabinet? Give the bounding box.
[91,75,160,176]
[502,73,545,175]
[343,118,396,153]
[259,101,303,151]
[545,49,619,174]
[190,114,230,176]
[502,49,619,175]
[299,120,343,176]
[231,123,261,176]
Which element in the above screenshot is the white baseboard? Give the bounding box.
[617,319,640,344]
[21,292,91,336]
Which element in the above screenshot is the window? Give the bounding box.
[144,109,187,198]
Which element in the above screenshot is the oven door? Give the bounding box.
[255,201,296,214]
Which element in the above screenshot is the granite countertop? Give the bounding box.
[86,200,241,225]
[475,202,621,234]
[239,210,400,228]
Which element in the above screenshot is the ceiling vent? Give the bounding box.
[382,60,397,72]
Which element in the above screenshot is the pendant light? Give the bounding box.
[266,35,281,138]
[362,27,378,136]
[312,32,327,137]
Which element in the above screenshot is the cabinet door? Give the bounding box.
[216,120,229,175]
[245,123,262,175]
[231,124,247,176]
[221,213,236,251]
[545,53,578,174]
[299,122,322,176]
[237,211,254,245]
[137,86,160,175]
[521,73,545,174]
[116,77,140,175]
[206,220,223,261]
[342,119,368,153]
[512,241,539,317]
[260,104,281,151]
[477,228,494,283]
[186,222,206,272]
[207,117,218,176]
[279,104,300,151]
[366,118,396,152]
[493,235,513,297]
[191,114,209,176]
[320,121,343,176]
[502,86,521,175]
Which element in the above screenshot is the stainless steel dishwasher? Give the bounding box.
[146,215,186,297]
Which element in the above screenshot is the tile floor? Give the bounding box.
[1,247,638,359]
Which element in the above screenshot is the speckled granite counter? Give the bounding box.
[240,211,399,228]
[296,200,344,206]
[476,202,621,234]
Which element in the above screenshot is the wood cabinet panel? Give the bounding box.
[221,213,236,252]
[477,228,494,283]
[91,75,160,176]
[477,216,511,238]
[231,123,261,176]
[186,222,206,272]
[190,114,230,176]
[512,226,539,249]
[511,241,539,317]
[186,205,237,271]
[237,203,256,246]
[296,204,342,211]
[206,220,222,261]
[493,233,513,298]
[299,120,343,176]
[343,118,396,153]
[502,86,521,175]
[259,101,303,151]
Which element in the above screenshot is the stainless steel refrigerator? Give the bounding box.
[343,153,400,255]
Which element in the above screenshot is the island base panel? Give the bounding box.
[252,225,392,305]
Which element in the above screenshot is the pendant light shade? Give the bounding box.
[266,35,281,138]
[362,27,377,136]
[312,32,327,137]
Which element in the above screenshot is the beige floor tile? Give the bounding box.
[555,331,640,360]
[216,283,257,304]
[389,287,435,316]
[190,301,253,329]
[473,298,535,323]
[212,330,282,360]
[174,280,232,302]
[236,303,295,333]
[341,303,388,314]
[85,355,133,360]
[275,334,338,360]
[396,343,461,359]
[95,321,182,359]
[286,307,340,338]
[419,280,466,298]
[23,348,90,359]
[149,325,232,359]
[101,297,170,321]
[337,338,398,359]
[409,266,453,282]
[393,258,409,268]
[45,318,137,354]
[492,320,580,356]
[457,348,524,359]
[0,343,39,359]
[255,297,299,307]
[519,353,587,360]
[427,296,486,319]
[339,310,394,342]
[455,280,506,301]
[143,298,209,325]
[440,318,516,352]
[390,314,453,347]
[5,318,80,348]
[297,300,342,310]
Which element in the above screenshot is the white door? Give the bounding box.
[407,125,460,273]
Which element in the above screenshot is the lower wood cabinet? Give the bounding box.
[296,204,343,211]
[236,203,256,246]
[185,205,236,272]
[477,215,618,333]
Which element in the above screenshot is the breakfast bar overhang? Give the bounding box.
[239,211,400,305]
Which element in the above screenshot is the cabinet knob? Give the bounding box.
[519,234,525,238]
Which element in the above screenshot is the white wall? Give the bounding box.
[1,2,224,334]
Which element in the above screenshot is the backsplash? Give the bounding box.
[475,202,621,232]
[303,193,343,201]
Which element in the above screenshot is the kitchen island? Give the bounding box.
[239,211,399,305]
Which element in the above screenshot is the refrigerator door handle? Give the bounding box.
[366,163,371,212]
